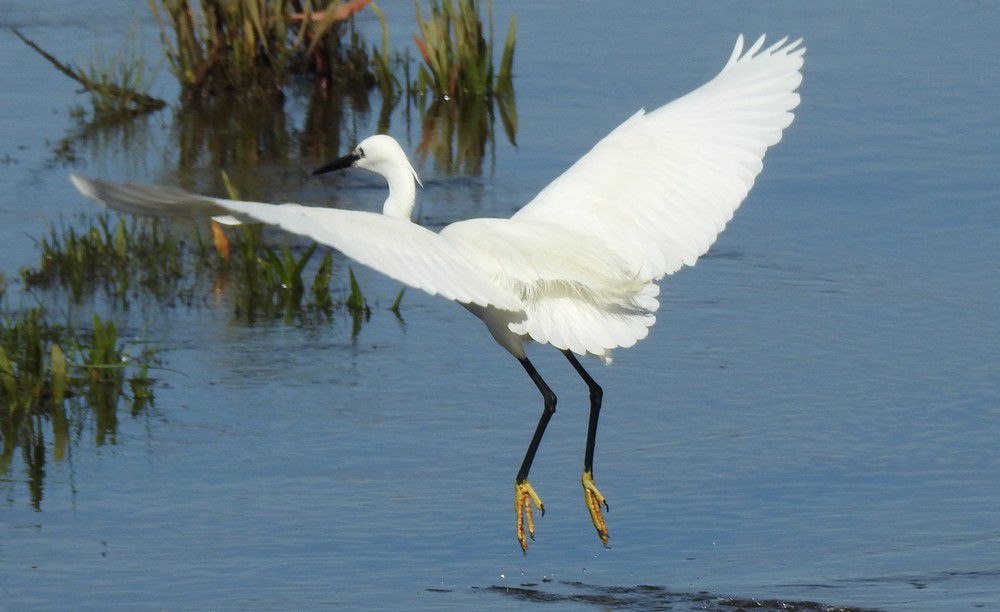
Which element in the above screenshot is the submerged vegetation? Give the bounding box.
[0,308,156,508]
[214,174,342,322]
[18,211,368,325]
[3,204,382,504]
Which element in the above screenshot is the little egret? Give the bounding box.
[70,34,805,551]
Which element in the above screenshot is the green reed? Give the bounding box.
[22,215,185,305]
[412,0,515,100]
[346,267,371,336]
[217,173,350,323]
[149,0,374,102]
[369,1,401,99]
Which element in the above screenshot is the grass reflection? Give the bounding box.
[0,308,156,509]
[416,93,515,175]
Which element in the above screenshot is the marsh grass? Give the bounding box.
[12,28,165,118]
[346,267,371,335]
[225,227,339,324]
[18,207,376,330]
[215,172,338,322]
[412,0,515,100]
[390,287,405,319]
[21,215,186,305]
[150,0,375,102]
[25,0,519,177]
[84,30,163,117]
[408,1,517,174]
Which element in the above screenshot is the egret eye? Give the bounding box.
[357,147,365,158]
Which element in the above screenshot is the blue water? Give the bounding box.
[1,2,998,610]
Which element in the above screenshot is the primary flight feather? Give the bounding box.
[70,34,805,551]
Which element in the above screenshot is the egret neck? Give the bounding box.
[378,161,418,221]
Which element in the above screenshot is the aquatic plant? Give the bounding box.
[149,0,375,102]
[409,1,518,174]
[390,287,405,318]
[346,267,371,335]
[412,0,516,100]
[215,174,341,322]
[0,309,154,413]
[18,207,371,326]
[21,215,186,305]
[369,1,401,99]
[12,28,165,118]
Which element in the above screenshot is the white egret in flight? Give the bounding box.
[70,34,805,552]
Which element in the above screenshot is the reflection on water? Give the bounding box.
[2,394,137,510]
[416,93,517,176]
[481,581,877,612]
[53,69,517,200]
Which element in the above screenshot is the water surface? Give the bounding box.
[1,2,998,610]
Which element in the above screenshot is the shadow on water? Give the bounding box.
[474,581,879,612]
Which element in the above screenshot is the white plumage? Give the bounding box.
[71,34,804,364]
[69,34,805,550]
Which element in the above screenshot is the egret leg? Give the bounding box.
[514,357,556,552]
[563,350,610,546]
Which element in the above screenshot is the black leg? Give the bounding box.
[563,350,603,477]
[564,350,610,546]
[515,356,557,487]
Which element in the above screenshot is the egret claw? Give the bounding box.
[582,470,610,546]
[515,480,544,552]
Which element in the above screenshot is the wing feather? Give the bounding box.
[69,175,522,312]
[513,35,805,280]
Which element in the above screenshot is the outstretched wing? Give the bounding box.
[69,175,522,311]
[513,35,805,280]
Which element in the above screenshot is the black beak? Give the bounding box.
[312,153,360,176]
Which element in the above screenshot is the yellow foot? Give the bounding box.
[582,470,609,546]
[515,480,544,552]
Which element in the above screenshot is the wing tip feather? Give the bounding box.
[69,173,100,203]
[725,34,745,68]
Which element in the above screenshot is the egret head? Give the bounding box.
[312,134,422,220]
[312,134,422,187]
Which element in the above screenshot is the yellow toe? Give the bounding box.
[515,480,544,552]
[582,470,609,546]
